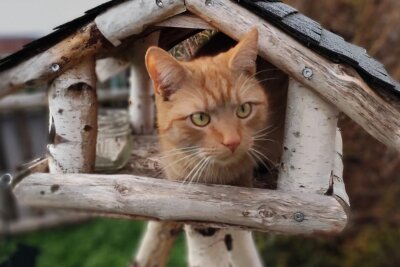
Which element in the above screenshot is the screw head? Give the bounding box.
[156,0,163,7]
[205,0,214,6]
[0,173,12,185]
[293,212,305,222]
[302,67,313,79]
[51,63,60,72]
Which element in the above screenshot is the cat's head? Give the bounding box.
[145,29,269,179]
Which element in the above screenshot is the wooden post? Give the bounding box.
[129,32,159,134]
[47,57,97,173]
[132,221,182,267]
[278,78,349,204]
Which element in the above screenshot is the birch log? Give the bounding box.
[47,58,98,173]
[279,79,338,194]
[227,230,263,267]
[95,0,186,46]
[185,225,230,267]
[185,0,400,151]
[132,221,182,267]
[129,32,159,134]
[278,78,349,218]
[14,172,347,235]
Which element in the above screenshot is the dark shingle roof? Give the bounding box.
[238,0,400,94]
[0,0,399,95]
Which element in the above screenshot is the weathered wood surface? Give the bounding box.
[95,0,186,46]
[0,22,107,99]
[156,13,214,29]
[14,172,347,235]
[48,58,98,173]
[133,221,182,267]
[0,89,129,112]
[186,0,400,151]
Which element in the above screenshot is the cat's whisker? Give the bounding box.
[252,138,277,143]
[254,125,277,136]
[238,69,272,95]
[191,157,211,185]
[157,148,200,159]
[160,150,203,173]
[241,76,282,95]
[249,149,271,173]
[250,147,274,166]
[159,145,199,154]
[181,156,207,185]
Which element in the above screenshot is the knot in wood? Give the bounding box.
[114,183,129,195]
[258,208,274,219]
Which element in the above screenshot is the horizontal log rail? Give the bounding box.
[14,172,347,235]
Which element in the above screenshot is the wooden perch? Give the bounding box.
[14,172,347,235]
[186,0,400,151]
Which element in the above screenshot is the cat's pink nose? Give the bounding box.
[223,140,241,153]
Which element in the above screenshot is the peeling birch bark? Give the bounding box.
[47,58,98,173]
[185,225,230,267]
[129,32,159,134]
[331,128,350,206]
[132,221,182,267]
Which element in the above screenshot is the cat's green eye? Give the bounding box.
[190,112,211,127]
[236,103,252,119]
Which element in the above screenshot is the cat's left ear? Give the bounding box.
[145,46,186,100]
[228,28,259,76]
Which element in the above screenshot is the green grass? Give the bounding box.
[1,219,186,267]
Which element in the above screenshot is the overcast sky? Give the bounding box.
[0,0,108,37]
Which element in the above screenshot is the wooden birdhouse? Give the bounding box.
[0,0,399,266]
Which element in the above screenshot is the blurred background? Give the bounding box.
[1,0,400,266]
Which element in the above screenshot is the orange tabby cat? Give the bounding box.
[145,29,285,187]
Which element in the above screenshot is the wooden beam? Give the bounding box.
[186,0,400,151]
[156,13,214,29]
[0,22,108,99]
[14,172,347,235]
[95,0,186,46]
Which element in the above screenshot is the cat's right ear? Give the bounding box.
[145,47,185,100]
